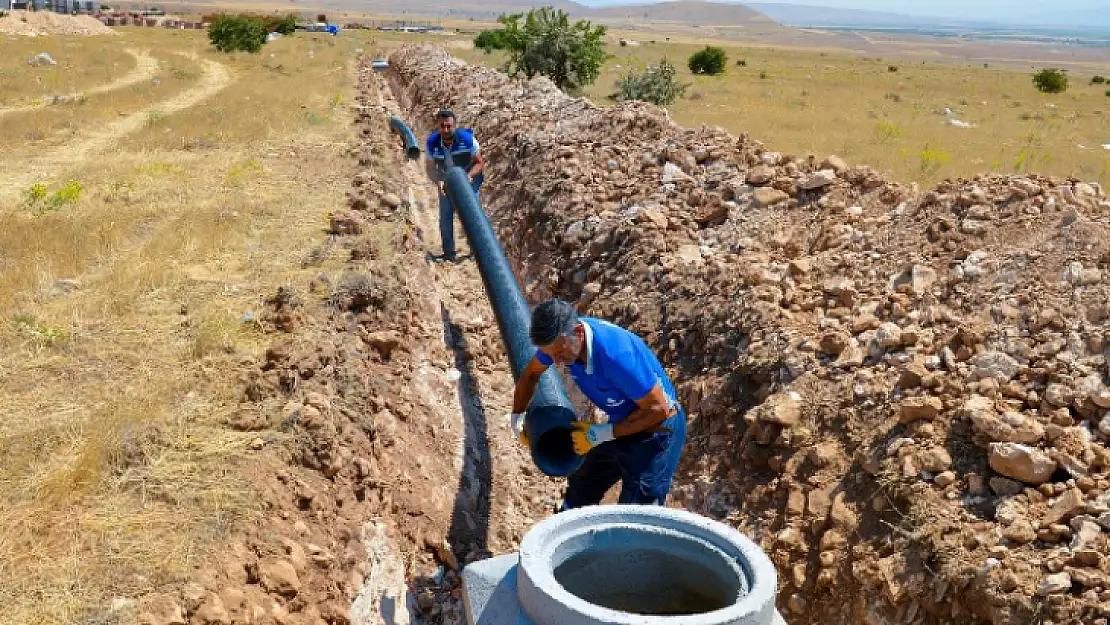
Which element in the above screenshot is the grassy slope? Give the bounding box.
[0,27,359,624]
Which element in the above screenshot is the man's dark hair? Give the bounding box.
[530,299,578,346]
[436,109,456,120]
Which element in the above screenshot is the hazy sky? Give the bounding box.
[579,0,1108,21]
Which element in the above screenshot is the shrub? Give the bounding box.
[490,8,608,92]
[1091,75,1107,85]
[688,46,727,75]
[615,58,689,106]
[208,15,268,53]
[474,28,511,51]
[1033,68,1068,94]
[264,14,296,35]
[1106,89,1110,97]
[888,65,899,72]
[759,70,769,80]
[736,59,746,67]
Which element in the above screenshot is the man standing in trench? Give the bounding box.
[510,299,687,511]
[424,109,485,262]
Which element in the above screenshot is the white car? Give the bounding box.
[370,58,389,72]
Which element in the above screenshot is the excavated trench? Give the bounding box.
[224,47,1109,625]
[379,44,1110,625]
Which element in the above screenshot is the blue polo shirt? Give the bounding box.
[425,128,480,173]
[535,318,678,423]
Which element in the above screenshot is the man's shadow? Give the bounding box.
[441,303,492,561]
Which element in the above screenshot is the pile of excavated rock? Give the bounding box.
[389,44,1110,625]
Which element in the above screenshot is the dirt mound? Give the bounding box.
[0,10,117,36]
[388,43,1110,625]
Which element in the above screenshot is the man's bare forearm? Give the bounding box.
[613,406,670,437]
[512,373,540,414]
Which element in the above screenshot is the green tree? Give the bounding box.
[208,15,269,53]
[474,28,511,51]
[1033,68,1068,94]
[493,7,608,92]
[264,14,297,35]
[615,58,688,106]
[688,46,727,75]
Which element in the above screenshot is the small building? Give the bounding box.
[1,0,101,13]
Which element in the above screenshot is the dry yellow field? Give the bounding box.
[0,26,361,624]
[452,37,1110,186]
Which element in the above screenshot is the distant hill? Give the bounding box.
[587,1,776,27]
[308,0,778,29]
[745,2,1110,35]
[745,3,964,29]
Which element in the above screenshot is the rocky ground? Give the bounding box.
[135,58,563,625]
[387,43,1110,625]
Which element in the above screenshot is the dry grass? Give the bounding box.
[457,39,1110,186]
[0,26,359,625]
[0,46,201,159]
[0,36,133,106]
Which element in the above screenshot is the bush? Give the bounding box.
[615,57,689,106]
[736,59,746,67]
[208,15,268,53]
[688,46,727,75]
[1033,68,1068,94]
[490,8,608,92]
[474,28,511,51]
[888,65,899,72]
[1091,75,1107,85]
[1106,89,1110,97]
[759,70,769,80]
[264,14,296,35]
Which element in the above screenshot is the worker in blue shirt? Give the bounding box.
[424,109,485,262]
[510,299,687,510]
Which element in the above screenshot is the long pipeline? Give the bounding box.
[389,116,421,161]
[442,167,583,477]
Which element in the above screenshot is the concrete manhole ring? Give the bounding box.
[517,505,780,625]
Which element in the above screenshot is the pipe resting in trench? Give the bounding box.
[389,116,421,161]
[441,166,583,477]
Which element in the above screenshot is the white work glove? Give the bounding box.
[508,412,527,445]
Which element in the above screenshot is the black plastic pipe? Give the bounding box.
[389,116,421,161]
[442,167,583,477]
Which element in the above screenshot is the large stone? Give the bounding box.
[365,330,403,359]
[875,323,903,348]
[1036,572,1072,596]
[754,187,789,207]
[259,559,301,597]
[1042,489,1085,527]
[822,155,848,172]
[910,265,937,296]
[800,169,837,190]
[971,351,1022,382]
[756,391,803,427]
[900,396,942,423]
[917,447,952,472]
[989,443,1057,485]
[746,165,776,185]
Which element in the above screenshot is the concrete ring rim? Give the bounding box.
[519,505,778,625]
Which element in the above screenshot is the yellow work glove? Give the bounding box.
[570,421,614,455]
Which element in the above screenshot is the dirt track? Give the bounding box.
[0,54,229,206]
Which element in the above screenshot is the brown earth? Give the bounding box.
[0,10,117,36]
[131,56,567,625]
[385,43,1110,625]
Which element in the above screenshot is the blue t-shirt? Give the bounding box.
[535,318,678,423]
[425,128,479,172]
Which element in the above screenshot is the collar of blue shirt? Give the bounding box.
[580,320,595,375]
